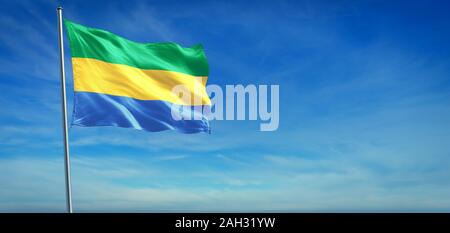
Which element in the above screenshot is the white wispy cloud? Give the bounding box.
[1,152,450,212]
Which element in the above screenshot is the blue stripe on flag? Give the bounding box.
[71,92,210,134]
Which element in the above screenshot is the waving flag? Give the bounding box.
[64,20,211,133]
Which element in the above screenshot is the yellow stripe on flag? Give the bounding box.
[72,58,210,106]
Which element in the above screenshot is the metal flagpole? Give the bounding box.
[57,6,73,213]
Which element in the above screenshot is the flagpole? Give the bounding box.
[57,6,73,213]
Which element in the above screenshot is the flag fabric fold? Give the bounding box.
[64,19,211,133]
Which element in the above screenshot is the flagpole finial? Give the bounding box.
[57,6,63,11]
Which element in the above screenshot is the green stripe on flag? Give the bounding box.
[64,19,209,76]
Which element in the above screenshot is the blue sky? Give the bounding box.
[1,0,450,212]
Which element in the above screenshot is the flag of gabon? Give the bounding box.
[64,20,211,133]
